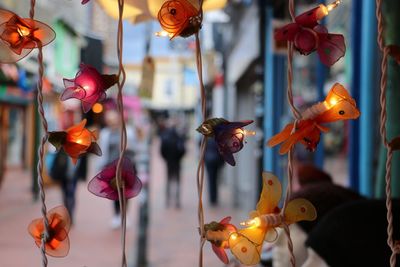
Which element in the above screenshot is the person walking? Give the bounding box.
[97,107,137,229]
[204,138,225,206]
[50,149,87,224]
[160,118,186,209]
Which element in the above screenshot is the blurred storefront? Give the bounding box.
[222,0,263,210]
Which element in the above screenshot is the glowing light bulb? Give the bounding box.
[17,25,30,37]
[243,130,256,136]
[316,0,341,20]
[326,0,341,12]
[230,233,238,241]
[155,30,173,38]
[240,217,261,227]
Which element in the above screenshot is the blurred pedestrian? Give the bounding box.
[204,138,225,206]
[304,199,400,267]
[270,164,364,267]
[97,107,137,229]
[160,117,186,209]
[49,148,87,225]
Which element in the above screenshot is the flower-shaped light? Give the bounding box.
[61,63,118,113]
[268,83,360,154]
[157,0,201,39]
[197,118,255,166]
[228,172,317,265]
[204,216,237,264]
[0,9,55,63]
[274,1,345,66]
[88,157,142,200]
[48,119,101,164]
[28,206,71,257]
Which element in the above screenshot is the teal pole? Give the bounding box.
[359,0,378,197]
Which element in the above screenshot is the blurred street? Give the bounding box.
[0,138,246,267]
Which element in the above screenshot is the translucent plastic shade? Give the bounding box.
[97,0,227,23]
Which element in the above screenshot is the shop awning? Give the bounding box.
[97,0,227,23]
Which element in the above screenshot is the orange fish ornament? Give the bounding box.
[157,0,201,39]
[28,206,71,257]
[267,83,360,154]
[48,119,101,164]
[0,9,55,63]
[228,172,316,265]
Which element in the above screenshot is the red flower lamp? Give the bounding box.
[88,157,142,201]
[48,119,102,164]
[28,206,71,257]
[274,1,345,66]
[61,64,118,113]
[0,9,55,63]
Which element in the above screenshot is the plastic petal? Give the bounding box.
[60,85,86,101]
[284,198,317,225]
[256,172,282,215]
[229,232,262,266]
[264,228,278,242]
[317,33,346,66]
[212,244,229,264]
[274,23,300,42]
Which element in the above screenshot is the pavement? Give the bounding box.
[0,139,247,267]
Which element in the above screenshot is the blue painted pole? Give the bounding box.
[349,0,363,192]
[263,7,277,174]
[263,7,286,180]
[359,0,377,197]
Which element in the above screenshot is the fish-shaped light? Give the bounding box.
[48,119,101,164]
[28,206,71,257]
[0,9,55,63]
[274,1,345,66]
[61,63,118,113]
[88,157,142,200]
[228,172,316,265]
[267,83,360,154]
[204,216,237,264]
[157,0,201,39]
[197,118,255,166]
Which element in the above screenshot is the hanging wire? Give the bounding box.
[115,0,128,266]
[195,0,207,266]
[375,0,398,266]
[30,1,50,265]
[280,0,301,266]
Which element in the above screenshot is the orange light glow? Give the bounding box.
[243,130,256,136]
[155,30,173,38]
[230,233,238,241]
[27,206,71,257]
[157,0,200,39]
[316,0,341,20]
[17,25,30,37]
[92,103,103,113]
[326,0,342,12]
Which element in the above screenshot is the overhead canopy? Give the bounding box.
[97,0,227,23]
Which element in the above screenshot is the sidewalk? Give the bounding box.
[0,139,246,267]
